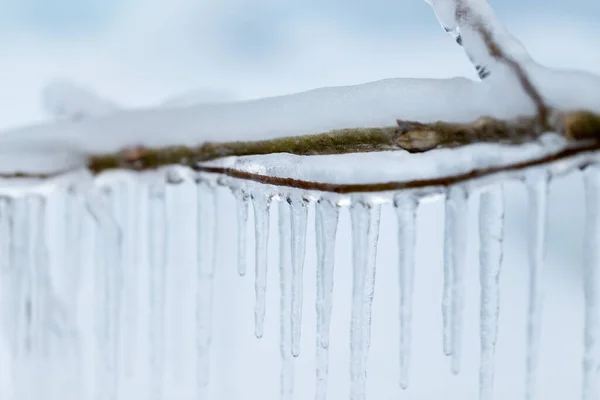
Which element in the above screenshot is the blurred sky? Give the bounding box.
[0,2,599,398]
[0,0,599,129]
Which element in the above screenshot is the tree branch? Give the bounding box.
[82,110,600,175]
[197,140,600,194]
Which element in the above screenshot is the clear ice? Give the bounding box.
[394,194,419,390]
[278,201,294,399]
[252,191,271,339]
[289,193,308,357]
[196,181,218,397]
[443,185,469,374]
[524,172,549,400]
[234,189,249,277]
[582,167,600,400]
[349,201,381,400]
[478,186,505,400]
[86,187,123,400]
[148,183,167,399]
[315,198,340,400]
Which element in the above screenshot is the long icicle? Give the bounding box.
[63,186,85,395]
[252,191,271,339]
[448,185,469,374]
[234,189,249,277]
[31,196,53,397]
[278,201,294,399]
[524,172,549,400]
[11,197,31,400]
[289,194,308,357]
[87,186,123,400]
[395,193,419,390]
[148,183,167,400]
[349,201,381,400]
[315,198,340,400]
[581,166,600,400]
[22,197,47,398]
[118,180,140,380]
[478,186,505,400]
[443,190,455,356]
[196,180,218,398]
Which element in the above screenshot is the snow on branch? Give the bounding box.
[0,0,599,192]
[42,79,121,121]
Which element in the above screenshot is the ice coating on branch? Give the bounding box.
[395,194,418,389]
[524,171,549,400]
[581,167,600,400]
[252,191,271,339]
[86,187,123,400]
[288,193,308,357]
[203,133,576,188]
[41,79,120,121]
[315,198,340,399]
[349,202,381,400]
[234,189,249,277]
[148,184,167,400]
[196,181,218,396]
[478,186,505,400]
[278,202,294,399]
[445,185,469,374]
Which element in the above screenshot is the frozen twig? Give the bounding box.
[425,0,550,129]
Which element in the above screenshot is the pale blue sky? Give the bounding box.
[1,0,599,40]
[0,0,598,128]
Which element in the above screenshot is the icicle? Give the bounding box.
[196,181,218,398]
[395,194,419,389]
[252,191,271,339]
[278,201,294,400]
[446,185,469,374]
[235,189,249,277]
[148,183,167,400]
[12,197,49,398]
[116,181,139,379]
[64,187,84,311]
[0,197,10,273]
[31,197,54,394]
[61,187,85,398]
[442,190,455,356]
[87,186,123,400]
[315,199,339,400]
[289,194,308,357]
[524,172,549,400]
[0,198,15,352]
[318,200,340,350]
[581,166,600,400]
[349,201,381,400]
[478,187,505,400]
[9,197,30,400]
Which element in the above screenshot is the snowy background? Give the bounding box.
[0,0,599,399]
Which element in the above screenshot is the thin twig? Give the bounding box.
[196,140,600,194]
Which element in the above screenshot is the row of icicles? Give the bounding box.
[228,167,599,400]
[0,166,598,400]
